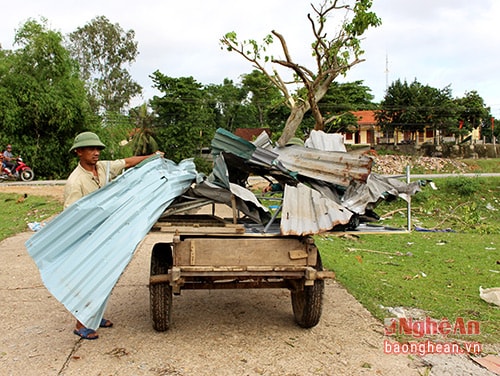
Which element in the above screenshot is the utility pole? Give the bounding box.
[384,54,389,143]
[385,53,389,93]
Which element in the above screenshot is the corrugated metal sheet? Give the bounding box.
[212,128,295,178]
[25,157,197,330]
[190,180,271,224]
[251,130,273,149]
[211,127,256,160]
[304,130,347,152]
[274,145,372,187]
[342,173,422,214]
[280,183,353,236]
[210,128,376,234]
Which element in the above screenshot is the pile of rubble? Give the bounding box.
[371,155,469,175]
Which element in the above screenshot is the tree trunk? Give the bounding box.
[309,90,324,131]
[277,103,310,147]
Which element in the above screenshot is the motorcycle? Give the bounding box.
[0,157,35,182]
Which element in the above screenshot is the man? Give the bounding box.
[3,144,15,172]
[65,131,162,340]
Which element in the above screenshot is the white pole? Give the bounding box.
[406,165,411,232]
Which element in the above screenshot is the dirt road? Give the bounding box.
[0,185,497,375]
[1,231,425,376]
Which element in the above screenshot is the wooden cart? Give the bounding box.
[144,207,335,331]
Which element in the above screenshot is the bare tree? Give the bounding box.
[220,0,381,146]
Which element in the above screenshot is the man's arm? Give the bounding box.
[123,152,163,169]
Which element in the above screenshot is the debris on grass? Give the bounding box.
[379,305,428,319]
[346,247,412,257]
[479,286,500,307]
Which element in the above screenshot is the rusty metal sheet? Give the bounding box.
[274,145,373,187]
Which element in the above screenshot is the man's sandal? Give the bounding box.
[73,327,98,340]
[100,318,113,328]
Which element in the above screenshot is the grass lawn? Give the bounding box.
[317,232,500,343]
[379,176,500,234]
[0,193,62,240]
[317,175,500,343]
[461,158,500,173]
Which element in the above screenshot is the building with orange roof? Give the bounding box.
[345,110,438,146]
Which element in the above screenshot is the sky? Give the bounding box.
[2,0,500,117]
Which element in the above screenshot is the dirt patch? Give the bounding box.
[0,184,65,203]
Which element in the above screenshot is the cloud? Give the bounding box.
[1,0,499,116]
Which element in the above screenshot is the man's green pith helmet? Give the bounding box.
[69,132,106,153]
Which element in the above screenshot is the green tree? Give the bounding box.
[480,116,498,143]
[68,16,141,114]
[317,80,376,133]
[241,70,287,132]
[428,85,459,141]
[455,91,490,139]
[220,0,381,146]
[204,78,251,133]
[97,111,135,160]
[322,81,376,112]
[378,79,458,144]
[150,72,216,164]
[0,18,92,178]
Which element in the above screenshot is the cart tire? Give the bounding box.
[150,244,173,332]
[291,251,324,328]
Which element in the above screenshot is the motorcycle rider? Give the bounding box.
[3,144,15,171]
[0,152,13,177]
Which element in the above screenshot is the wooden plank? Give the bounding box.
[246,266,274,272]
[190,241,196,265]
[174,238,316,267]
[273,266,308,272]
[289,250,308,260]
[153,225,245,234]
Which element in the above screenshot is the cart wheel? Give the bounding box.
[291,250,324,328]
[150,243,173,332]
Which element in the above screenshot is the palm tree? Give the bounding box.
[128,103,159,155]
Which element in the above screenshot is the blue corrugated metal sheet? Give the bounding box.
[25,157,197,330]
